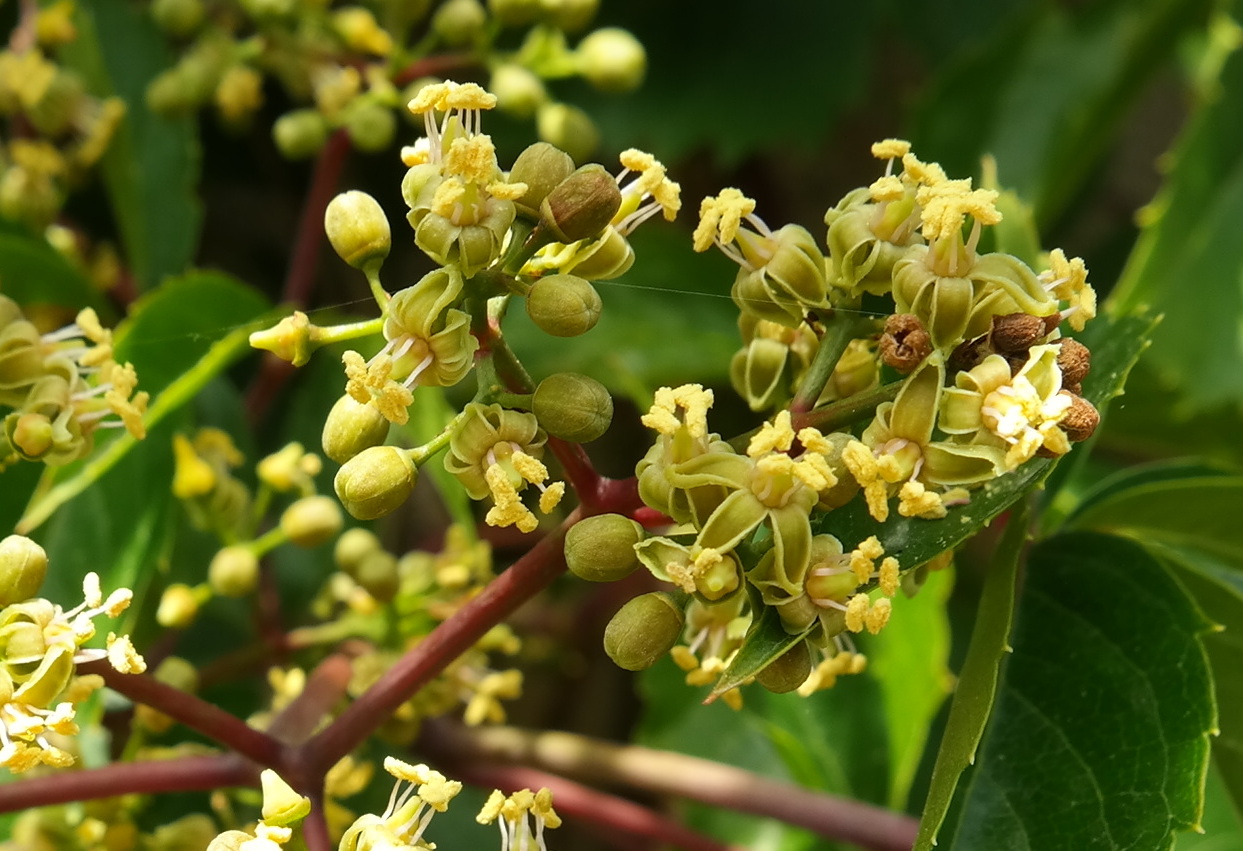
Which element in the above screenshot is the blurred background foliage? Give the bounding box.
[7,0,1243,848]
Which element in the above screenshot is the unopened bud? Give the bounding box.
[273,109,329,159]
[334,445,417,520]
[577,28,645,93]
[208,546,260,597]
[249,311,314,366]
[526,274,602,337]
[536,102,599,165]
[0,534,47,605]
[532,372,613,442]
[564,513,642,582]
[342,98,397,153]
[604,591,684,671]
[322,393,391,463]
[281,496,344,548]
[490,64,547,119]
[545,0,597,31]
[508,142,575,220]
[352,549,400,602]
[325,190,391,272]
[151,0,205,37]
[432,0,487,45]
[756,640,812,694]
[334,527,382,574]
[488,0,540,26]
[261,769,312,826]
[540,164,619,241]
[156,583,202,628]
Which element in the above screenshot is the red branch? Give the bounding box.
[300,509,580,774]
[446,762,745,851]
[0,754,254,813]
[78,659,284,768]
[284,128,352,308]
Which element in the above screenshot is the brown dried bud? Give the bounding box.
[879,314,932,373]
[989,313,1048,353]
[1056,338,1092,386]
[949,335,990,372]
[1059,392,1100,442]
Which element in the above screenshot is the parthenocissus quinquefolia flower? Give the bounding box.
[1,534,145,773]
[1,296,148,469]
[606,137,1100,705]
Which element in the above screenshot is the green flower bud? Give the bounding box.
[334,445,417,520]
[432,0,487,45]
[532,372,613,442]
[322,393,391,463]
[342,98,397,153]
[261,768,312,826]
[526,274,602,337]
[490,63,547,119]
[577,28,645,93]
[151,0,206,37]
[28,70,85,138]
[281,495,344,548]
[209,546,260,597]
[488,0,540,26]
[238,0,295,20]
[756,640,812,694]
[273,109,329,160]
[0,534,47,605]
[544,0,598,31]
[508,142,575,220]
[540,164,619,242]
[604,591,684,671]
[325,190,391,272]
[564,513,642,582]
[156,583,201,628]
[334,526,382,574]
[536,102,599,165]
[352,549,400,602]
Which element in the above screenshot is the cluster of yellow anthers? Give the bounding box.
[1,535,145,773]
[477,786,562,851]
[1,297,148,469]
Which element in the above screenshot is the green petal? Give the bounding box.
[666,452,752,491]
[922,441,1006,486]
[697,489,767,553]
[890,353,945,443]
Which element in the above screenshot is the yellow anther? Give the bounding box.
[844,593,869,632]
[865,597,892,634]
[898,480,947,519]
[869,175,905,201]
[692,188,756,252]
[747,410,796,457]
[444,135,499,184]
[878,557,900,597]
[871,139,912,160]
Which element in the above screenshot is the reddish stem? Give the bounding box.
[301,508,580,773]
[392,53,478,87]
[78,659,283,768]
[0,754,254,813]
[447,762,744,851]
[267,653,355,746]
[284,128,352,308]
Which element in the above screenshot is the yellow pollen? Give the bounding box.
[844,593,869,632]
[865,597,892,634]
[692,188,756,252]
[898,480,947,519]
[869,175,905,201]
[747,410,796,457]
[871,139,912,160]
[444,135,499,184]
[878,557,900,596]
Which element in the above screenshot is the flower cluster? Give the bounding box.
[0,20,126,233]
[604,139,1101,702]
[0,296,148,469]
[146,0,646,165]
[1,534,145,773]
[253,79,678,536]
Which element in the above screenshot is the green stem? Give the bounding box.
[311,316,384,347]
[789,312,871,414]
[407,405,472,466]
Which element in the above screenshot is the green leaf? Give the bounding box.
[1153,545,1243,828]
[1069,458,1234,518]
[914,500,1027,850]
[948,532,1215,850]
[713,310,1157,694]
[911,0,1211,226]
[0,224,105,312]
[61,0,201,290]
[1109,16,1243,412]
[1067,476,1243,563]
